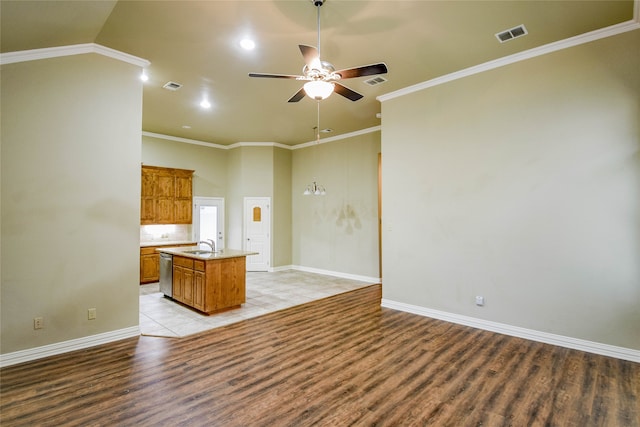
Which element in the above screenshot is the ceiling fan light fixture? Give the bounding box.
[304,80,334,100]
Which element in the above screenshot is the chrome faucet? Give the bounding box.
[199,240,215,251]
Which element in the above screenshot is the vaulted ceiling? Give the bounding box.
[1,0,634,146]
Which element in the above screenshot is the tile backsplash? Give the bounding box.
[140,224,192,243]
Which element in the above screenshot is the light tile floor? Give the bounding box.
[140,270,376,338]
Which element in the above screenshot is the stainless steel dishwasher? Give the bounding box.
[159,253,173,297]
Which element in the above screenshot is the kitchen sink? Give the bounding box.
[184,250,215,255]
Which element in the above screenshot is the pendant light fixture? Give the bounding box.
[303,180,326,196]
[303,101,327,196]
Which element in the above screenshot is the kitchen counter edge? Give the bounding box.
[156,246,258,260]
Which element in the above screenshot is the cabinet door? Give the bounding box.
[140,168,156,224]
[174,172,192,224]
[173,265,184,302]
[140,253,160,284]
[156,171,175,197]
[193,270,206,311]
[175,173,192,198]
[174,199,192,224]
[156,198,175,224]
[182,268,195,306]
[140,198,156,225]
[155,170,175,223]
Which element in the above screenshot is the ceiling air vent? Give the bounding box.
[364,76,388,86]
[162,81,183,91]
[495,24,528,43]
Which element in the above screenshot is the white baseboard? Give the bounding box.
[381,299,640,363]
[290,265,380,284]
[0,326,140,368]
[269,264,294,272]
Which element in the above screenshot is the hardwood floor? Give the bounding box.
[1,284,638,426]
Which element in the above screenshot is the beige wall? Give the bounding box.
[292,132,381,278]
[226,147,243,249]
[1,54,143,354]
[381,30,640,349]
[273,147,292,267]
[226,146,275,251]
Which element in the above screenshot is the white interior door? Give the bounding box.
[244,197,270,272]
[193,197,224,250]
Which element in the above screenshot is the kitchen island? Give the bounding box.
[156,247,258,315]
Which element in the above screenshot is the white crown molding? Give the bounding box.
[0,326,140,368]
[142,131,228,149]
[381,299,640,363]
[228,141,292,150]
[378,18,640,103]
[291,126,381,150]
[0,43,150,68]
[143,126,382,151]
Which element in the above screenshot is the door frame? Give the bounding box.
[192,197,225,249]
[243,196,271,272]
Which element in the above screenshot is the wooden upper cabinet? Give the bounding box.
[174,170,193,224]
[175,171,192,198]
[156,170,176,198]
[141,165,194,225]
[141,168,157,224]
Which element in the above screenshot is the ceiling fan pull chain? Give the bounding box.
[316,101,321,143]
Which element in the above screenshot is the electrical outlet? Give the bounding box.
[34,317,44,330]
[475,296,485,306]
[88,308,97,320]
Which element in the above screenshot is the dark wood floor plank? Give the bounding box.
[1,284,639,427]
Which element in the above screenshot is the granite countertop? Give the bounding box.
[140,240,196,248]
[156,246,258,260]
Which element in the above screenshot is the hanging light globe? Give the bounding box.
[304,80,334,100]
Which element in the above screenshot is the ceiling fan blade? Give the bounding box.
[248,72,302,79]
[299,44,320,68]
[287,88,306,103]
[334,83,363,101]
[335,63,388,79]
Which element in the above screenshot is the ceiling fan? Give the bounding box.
[248,0,388,103]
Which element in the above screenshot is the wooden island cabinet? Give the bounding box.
[157,247,256,315]
[172,255,246,314]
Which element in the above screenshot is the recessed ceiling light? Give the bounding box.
[200,99,211,109]
[140,71,149,82]
[320,128,333,133]
[240,38,255,50]
[182,125,191,129]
